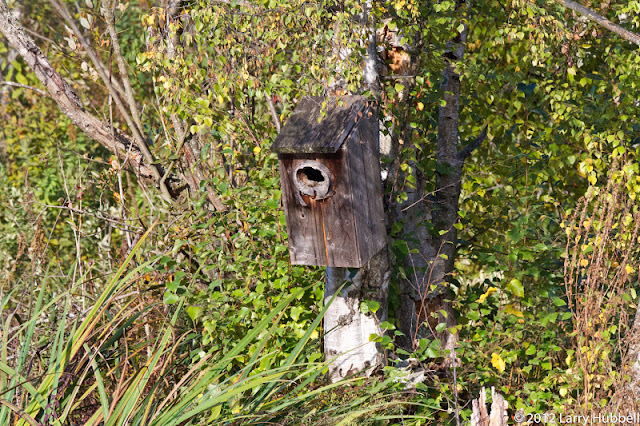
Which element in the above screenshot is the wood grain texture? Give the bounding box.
[276,97,385,267]
[279,151,360,267]
[351,107,387,262]
[271,96,366,154]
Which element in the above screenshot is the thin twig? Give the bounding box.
[48,0,163,183]
[31,200,144,232]
[102,0,145,136]
[22,27,56,45]
[0,81,51,97]
[265,92,281,133]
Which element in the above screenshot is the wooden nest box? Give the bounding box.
[271,96,386,268]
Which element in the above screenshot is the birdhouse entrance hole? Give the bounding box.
[297,166,324,184]
[293,160,333,205]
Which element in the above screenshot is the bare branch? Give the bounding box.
[47,0,127,101]
[265,92,281,133]
[47,0,159,180]
[556,0,640,46]
[102,0,145,136]
[0,80,51,97]
[0,0,158,184]
[458,125,488,163]
[23,27,56,45]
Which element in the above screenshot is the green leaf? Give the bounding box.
[15,73,28,85]
[506,278,524,298]
[186,306,202,320]
[164,291,181,305]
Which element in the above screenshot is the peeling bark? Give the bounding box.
[324,248,390,382]
[322,0,389,381]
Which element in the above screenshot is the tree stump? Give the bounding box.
[469,387,508,426]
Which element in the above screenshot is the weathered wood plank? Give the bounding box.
[274,97,385,268]
[357,105,387,261]
[343,128,371,266]
[271,96,366,154]
[279,152,360,267]
[317,148,360,267]
[279,155,325,265]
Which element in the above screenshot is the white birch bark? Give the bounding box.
[324,261,389,381]
[322,0,389,383]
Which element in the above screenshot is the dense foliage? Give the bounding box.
[1,0,639,423]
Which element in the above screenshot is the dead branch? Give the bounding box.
[458,125,488,163]
[0,0,159,189]
[265,92,281,133]
[556,0,640,46]
[102,0,145,137]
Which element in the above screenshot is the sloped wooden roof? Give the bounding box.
[271,96,368,154]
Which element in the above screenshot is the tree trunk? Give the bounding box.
[324,249,390,381]
[395,0,486,355]
[322,0,390,381]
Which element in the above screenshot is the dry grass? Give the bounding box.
[563,158,640,411]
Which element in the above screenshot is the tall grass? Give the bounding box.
[0,225,416,425]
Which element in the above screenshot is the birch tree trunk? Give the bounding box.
[323,0,390,382]
[324,249,390,381]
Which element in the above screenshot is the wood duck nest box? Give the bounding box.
[271,96,386,268]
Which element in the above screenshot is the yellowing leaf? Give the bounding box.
[477,287,497,303]
[580,259,589,267]
[626,265,635,275]
[253,146,262,155]
[505,304,524,318]
[491,352,506,373]
[506,278,524,298]
[416,102,424,111]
